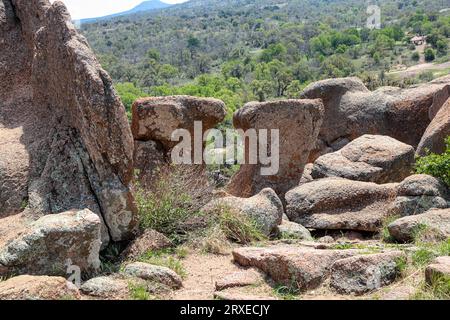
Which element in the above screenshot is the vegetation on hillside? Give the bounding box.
[81,0,450,117]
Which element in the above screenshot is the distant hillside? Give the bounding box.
[80,0,450,116]
[81,0,172,23]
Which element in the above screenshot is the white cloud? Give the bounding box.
[50,0,187,20]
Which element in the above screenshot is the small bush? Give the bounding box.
[128,283,152,300]
[380,215,401,243]
[415,136,450,187]
[135,165,214,243]
[412,275,450,300]
[139,249,187,279]
[395,256,408,277]
[200,225,232,255]
[424,48,436,62]
[212,205,267,245]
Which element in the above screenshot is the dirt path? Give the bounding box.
[388,60,450,79]
[172,252,246,300]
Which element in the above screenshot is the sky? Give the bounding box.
[50,0,188,20]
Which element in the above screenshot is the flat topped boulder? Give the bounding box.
[131,95,227,147]
[286,178,398,232]
[311,135,415,184]
[227,99,324,198]
[232,245,359,291]
[0,275,81,300]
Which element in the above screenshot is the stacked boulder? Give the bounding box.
[226,99,324,198]
[131,96,227,185]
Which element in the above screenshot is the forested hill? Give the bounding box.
[80,0,450,118]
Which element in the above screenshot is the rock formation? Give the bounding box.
[286,178,399,232]
[388,208,450,242]
[227,99,324,198]
[131,96,227,184]
[233,245,359,291]
[202,188,284,236]
[0,0,137,244]
[0,209,101,276]
[301,76,450,161]
[311,135,415,184]
[417,97,450,156]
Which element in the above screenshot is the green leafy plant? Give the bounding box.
[415,136,450,187]
[380,215,401,243]
[129,283,152,300]
[139,249,187,279]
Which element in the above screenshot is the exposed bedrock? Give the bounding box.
[0,0,138,247]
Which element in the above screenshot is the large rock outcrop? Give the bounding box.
[286,178,398,232]
[227,99,324,198]
[311,135,415,184]
[301,76,450,161]
[0,0,137,246]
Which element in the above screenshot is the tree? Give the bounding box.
[251,80,273,102]
[187,36,200,58]
[286,80,304,99]
[424,48,436,62]
[268,60,293,97]
[436,39,448,56]
[411,51,420,61]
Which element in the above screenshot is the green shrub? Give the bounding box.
[412,238,450,267]
[412,275,450,300]
[212,205,267,245]
[424,48,436,62]
[128,283,152,300]
[415,136,450,187]
[139,249,187,279]
[380,215,401,243]
[135,165,213,243]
